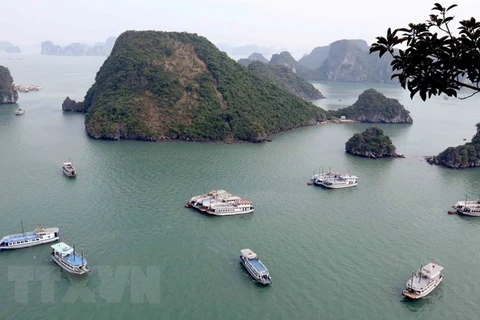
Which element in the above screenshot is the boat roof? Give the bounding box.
[1,227,58,241]
[421,263,443,278]
[224,196,242,201]
[51,242,74,255]
[63,162,73,166]
[240,248,257,259]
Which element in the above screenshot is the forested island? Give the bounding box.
[426,123,480,168]
[246,61,325,100]
[331,89,413,123]
[345,127,403,158]
[63,31,328,142]
[236,40,394,83]
[0,66,18,104]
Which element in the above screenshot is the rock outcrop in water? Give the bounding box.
[41,37,117,56]
[425,123,480,168]
[331,89,413,123]
[345,127,403,158]
[0,41,21,53]
[62,97,84,112]
[0,66,18,104]
[68,31,327,142]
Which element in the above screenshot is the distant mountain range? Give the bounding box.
[40,37,117,56]
[217,43,283,57]
[0,41,21,53]
[237,39,394,84]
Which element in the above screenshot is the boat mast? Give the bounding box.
[410,272,414,288]
[21,220,25,236]
[465,194,468,207]
[81,249,84,266]
[73,242,76,261]
[418,264,422,283]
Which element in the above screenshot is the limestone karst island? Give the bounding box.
[63,31,415,143]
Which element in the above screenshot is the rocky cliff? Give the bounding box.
[345,127,402,158]
[68,31,327,142]
[62,97,84,112]
[425,123,480,168]
[331,89,413,123]
[41,37,117,56]
[247,61,324,100]
[0,66,18,104]
[310,40,394,82]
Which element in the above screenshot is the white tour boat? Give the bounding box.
[403,262,444,299]
[62,161,77,178]
[51,242,90,275]
[203,199,254,216]
[240,249,271,285]
[453,198,480,216]
[15,108,25,115]
[185,189,231,209]
[0,222,59,250]
[321,174,358,189]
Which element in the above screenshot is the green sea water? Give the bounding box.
[1,52,480,320]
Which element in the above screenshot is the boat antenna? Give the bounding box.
[21,220,25,236]
[465,194,468,207]
[73,242,76,261]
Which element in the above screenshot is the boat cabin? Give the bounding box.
[421,263,443,279]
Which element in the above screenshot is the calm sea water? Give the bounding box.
[1,52,480,320]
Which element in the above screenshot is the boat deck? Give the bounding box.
[3,231,38,241]
[249,258,266,272]
[402,290,420,299]
[62,253,87,267]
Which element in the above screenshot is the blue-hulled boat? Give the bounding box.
[240,249,271,285]
[51,242,90,275]
[0,222,59,250]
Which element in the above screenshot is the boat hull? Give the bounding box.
[402,275,443,299]
[0,236,58,250]
[51,253,90,275]
[206,208,254,216]
[240,256,271,285]
[320,182,358,189]
[456,209,480,217]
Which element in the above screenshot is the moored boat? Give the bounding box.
[14,108,25,115]
[186,189,231,208]
[311,168,340,185]
[0,222,59,250]
[321,174,358,189]
[62,161,77,178]
[402,262,444,299]
[240,249,271,285]
[51,242,90,275]
[205,199,254,216]
[453,197,480,216]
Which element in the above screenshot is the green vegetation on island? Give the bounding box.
[246,61,325,100]
[69,31,328,142]
[426,123,480,168]
[0,66,18,104]
[330,89,412,123]
[345,127,402,158]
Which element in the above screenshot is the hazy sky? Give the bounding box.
[1,0,479,55]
